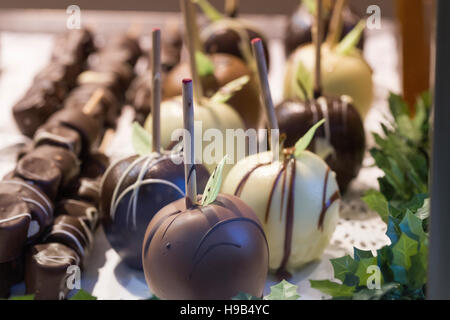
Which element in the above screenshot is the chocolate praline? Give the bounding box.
[100,153,210,269]
[25,242,80,300]
[275,96,365,191]
[142,193,269,300]
[55,199,99,230]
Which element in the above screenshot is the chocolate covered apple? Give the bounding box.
[284,17,373,118]
[223,37,340,278]
[142,79,269,299]
[100,30,210,269]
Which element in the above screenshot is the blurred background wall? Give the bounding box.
[0,0,395,17]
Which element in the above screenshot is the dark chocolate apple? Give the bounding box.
[284,2,364,56]
[25,242,80,300]
[163,53,262,129]
[142,193,269,300]
[275,96,365,191]
[100,152,210,269]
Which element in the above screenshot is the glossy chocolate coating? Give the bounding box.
[99,34,142,66]
[100,153,210,269]
[15,156,62,200]
[44,215,93,260]
[0,194,31,263]
[81,151,110,179]
[25,242,80,300]
[204,25,270,68]
[126,73,153,125]
[0,255,25,298]
[35,124,82,156]
[52,28,94,64]
[28,145,80,188]
[33,63,70,101]
[64,178,101,205]
[64,84,120,129]
[143,193,269,300]
[284,4,363,56]
[55,199,99,230]
[12,84,61,138]
[275,97,365,191]
[0,178,54,242]
[46,108,101,153]
[164,53,261,129]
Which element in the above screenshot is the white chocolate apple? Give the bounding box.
[284,43,374,118]
[222,149,340,276]
[144,96,245,176]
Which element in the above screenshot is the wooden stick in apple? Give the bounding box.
[225,0,239,18]
[251,38,279,156]
[313,0,324,98]
[151,28,162,154]
[181,0,204,102]
[326,0,347,46]
[182,79,198,207]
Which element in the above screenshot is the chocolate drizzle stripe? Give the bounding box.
[161,211,183,239]
[317,168,340,231]
[234,162,271,197]
[143,210,182,255]
[0,212,31,224]
[189,242,241,279]
[45,229,85,256]
[279,163,289,220]
[192,217,267,261]
[264,164,286,223]
[275,159,296,280]
[0,180,53,216]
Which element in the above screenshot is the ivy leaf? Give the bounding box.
[132,122,152,156]
[294,119,325,158]
[193,0,223,22]
[390,265,408,285]
[353,248,374,261]
[399,210,427,243]
[330,255,358,282]
[8,294,35,300]
[362,190,389,223]
[196,51,215,78]
[201,155,228,206]
[264,280,300,300]
[391,233,418,270]
[352,283,400,300]
[309,280,355,298]
[210,75,250,104]
[354,256,379,287]
[232,292,262,300]
[148,295,161,300]
[69,289,97,300]
[335,20,366,55]
[408,243,428,289]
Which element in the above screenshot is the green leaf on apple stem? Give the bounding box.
[132,122,152,156]
[294,119,325,158]
[195,51,215,77]
[210,75,250,104]
[335,20,366,55]
[192,0,223,22]
[201,155,228,206]
[295,60,313,101]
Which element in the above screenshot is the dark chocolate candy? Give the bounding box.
[100,34,142,66]
[55,199,99,230]
[80,151,110,179]
[28,145,80,188]
[14,156,62,200]
[164,53,262,129]
[25,242,80,300]
[12,84,61,138]
[142,193,269,300]
[0,178,54,242]
[64,178,101,206]
[0,194,31,263]
[33,63,70,102]
[64,84,120,129]
[46,108,101,153]
[52,28,94,64]
[126,73,153,124]
[0,255,25,299]
[34,124,82,156]
[275,96,365,191]
[43,215,93,260]
[100,153,210,269]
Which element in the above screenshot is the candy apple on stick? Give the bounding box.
[142,79,269,299]
[222,34,340,279]
[100,29,209,269]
